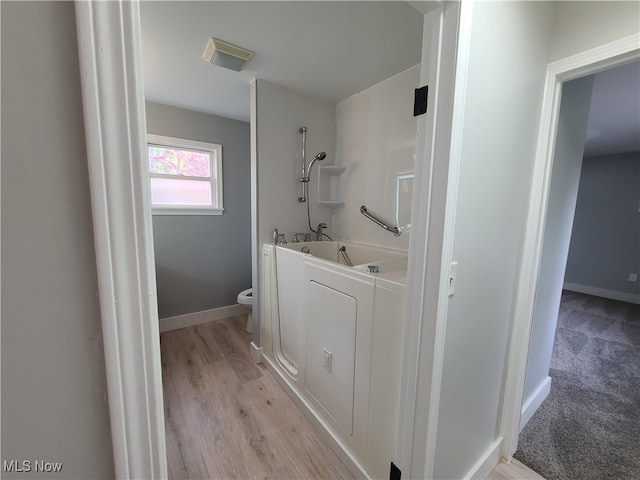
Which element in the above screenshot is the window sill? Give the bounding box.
[152,208,224,216]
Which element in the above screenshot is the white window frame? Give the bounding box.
[147,134,223,215]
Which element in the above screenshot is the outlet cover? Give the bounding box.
[629,273,638,282]
[448,261,458,296]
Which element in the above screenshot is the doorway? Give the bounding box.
[94,4,440,477]
[515,61,640,479]
[500,36,640,475]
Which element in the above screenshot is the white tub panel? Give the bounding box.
[367,280,406,479]
[305,281,357,435]
[275,247,305,372]
[260,247,274,356]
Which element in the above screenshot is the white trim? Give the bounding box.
[396,2,467,478]
[520,376,551,432]
[74,1,167,478]
[563,282,640,305]
[158,304,246,333]
[396,6,444,475]
[250,79,261,344]
[499,34,640,459]
[147,133,224,213]
[462,438,503,480]
[152,208,224,216]
[147,133,222,153]
[424,3,474,477]
[250,342,263,363]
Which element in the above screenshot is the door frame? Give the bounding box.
[75,2,167,477]
[499,33,640,458]
[395,2,474,478]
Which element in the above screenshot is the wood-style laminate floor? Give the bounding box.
[160,315,354,480]
[487,459,546,480]
[161,314,545,480]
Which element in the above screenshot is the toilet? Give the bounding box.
[237,288,253,334]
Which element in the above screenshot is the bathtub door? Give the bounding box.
[303,259,375,460]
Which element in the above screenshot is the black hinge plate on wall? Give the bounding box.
[390,462,402,480]
[413,85,428,117]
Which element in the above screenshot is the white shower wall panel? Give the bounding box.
[333,65,420,251]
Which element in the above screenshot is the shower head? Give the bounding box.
[306,151,327,177]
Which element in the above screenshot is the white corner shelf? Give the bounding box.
[317,165,346,209]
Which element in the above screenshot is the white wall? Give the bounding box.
[432,2,556,478]
[522,76,594,412]
[549,1,640,63]
[1,2,115,478]
[333,65,420,251]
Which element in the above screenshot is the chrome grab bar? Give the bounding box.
[338,246,353,266]
[360,205,402,237]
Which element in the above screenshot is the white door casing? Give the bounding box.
[75,1,167,477]
[499,33,640,459]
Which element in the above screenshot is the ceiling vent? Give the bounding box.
[203,38,254,72]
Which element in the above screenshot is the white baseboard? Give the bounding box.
[250,342,263,363]
[463,437,503,480]
[564,282,640,305]
[159,304,246,332]
[520,376,551,431]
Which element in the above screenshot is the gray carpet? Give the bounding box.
[514,290,640,480]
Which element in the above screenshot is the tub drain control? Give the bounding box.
[367,265,379,273]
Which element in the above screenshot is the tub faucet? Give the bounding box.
[273,228,287,245]
[315,223,327,241]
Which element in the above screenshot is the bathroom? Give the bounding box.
[141,1,429,478]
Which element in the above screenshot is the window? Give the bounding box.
[147,134,223,215]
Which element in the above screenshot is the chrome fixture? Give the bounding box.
[293,232,311,243]
[273,228,287,245]
[360,205,402,237]
[339,246,353,267]
[367,265,379,273]
[298,127,326,203]
[315,223,327,241]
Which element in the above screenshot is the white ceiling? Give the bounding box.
[584,60,640,157]
[140,1,424,122]
[140,3,639,158]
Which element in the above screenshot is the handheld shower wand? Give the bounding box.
[298,127,326,202]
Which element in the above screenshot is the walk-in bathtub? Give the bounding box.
[260,241,407,479]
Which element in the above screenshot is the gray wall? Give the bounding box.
[1,2,115,478]
[523,76,594,404]
[145,102,251,319]
[565,152,640,296]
